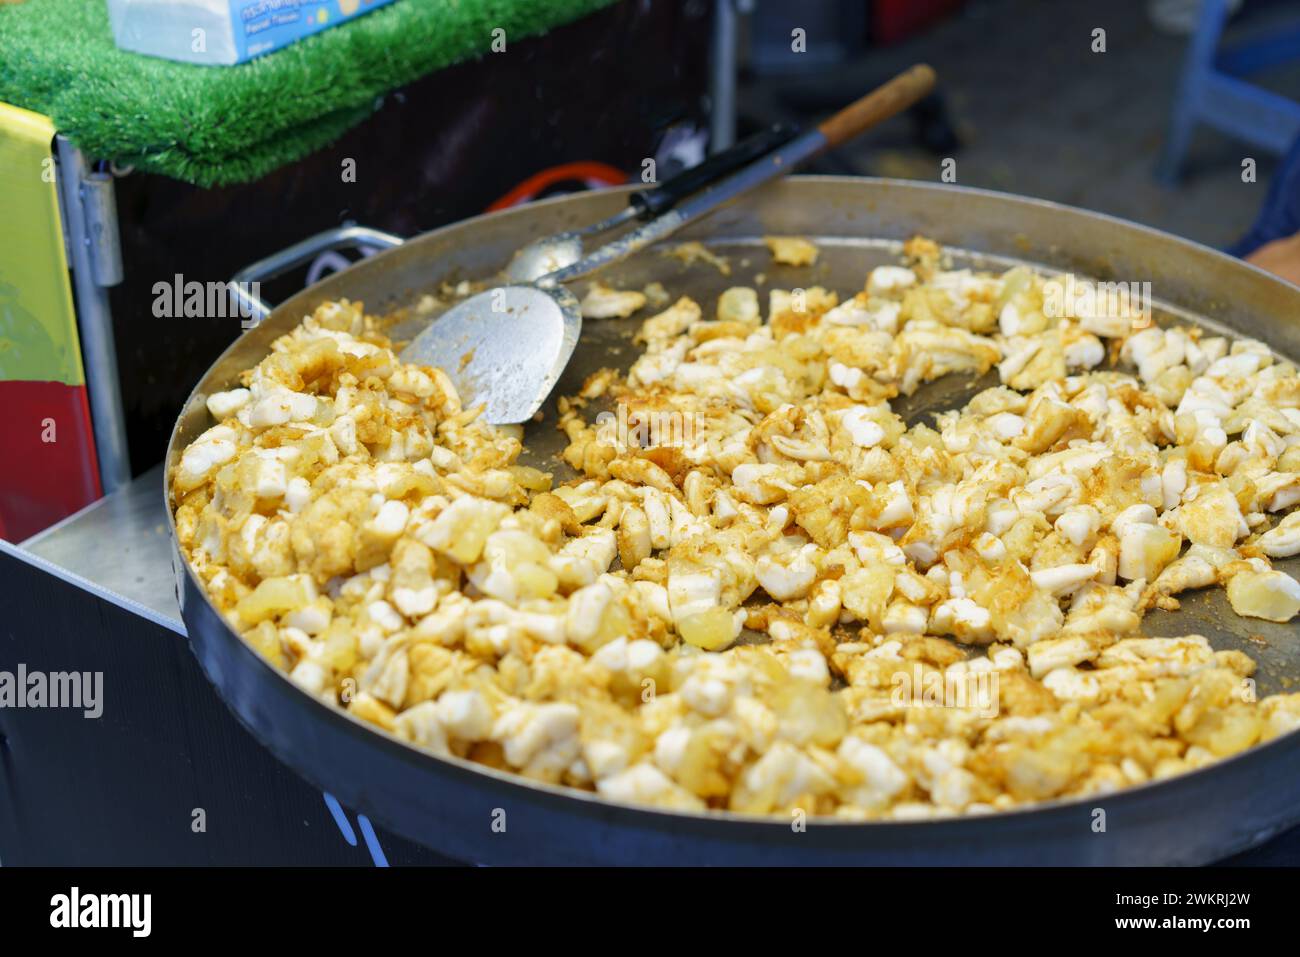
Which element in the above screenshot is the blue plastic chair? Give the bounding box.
[1159,0,1300,182]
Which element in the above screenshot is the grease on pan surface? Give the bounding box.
[172,237,1300,819]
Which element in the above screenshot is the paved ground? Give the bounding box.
[741,0,1300,249]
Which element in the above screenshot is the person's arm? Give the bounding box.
[1246,232,1300,286]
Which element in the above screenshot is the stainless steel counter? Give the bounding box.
[15,464,182,633]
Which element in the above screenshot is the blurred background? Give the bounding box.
[733,0,1300,248]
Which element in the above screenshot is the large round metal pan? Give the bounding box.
[166,178,1300,864]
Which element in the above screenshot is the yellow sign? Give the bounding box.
[0,101,84,385]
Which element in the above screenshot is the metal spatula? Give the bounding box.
[399,64,937,424]
[505,123,799,284]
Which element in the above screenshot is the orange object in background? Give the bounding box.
[0,103,103,541]
[487,161,628,211]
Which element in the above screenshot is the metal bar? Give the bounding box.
[55,136,130,495]
[81,171,124,287]
[708,0,739,153]
[229,224,405,324]
[630,122,798,217]
[541,129,827,286]
[521,62,934,288]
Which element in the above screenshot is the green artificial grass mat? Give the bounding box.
[0,0,616,187]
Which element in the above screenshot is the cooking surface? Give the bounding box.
[157,179,1300,864]
[384,233,1300,696]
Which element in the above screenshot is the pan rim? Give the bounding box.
[164,175,1300,836]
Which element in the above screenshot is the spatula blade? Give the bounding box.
[397,285,581,424]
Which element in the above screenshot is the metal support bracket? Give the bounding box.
[55,136,130,495]
[708,0,743,153]
[228,224,405,324]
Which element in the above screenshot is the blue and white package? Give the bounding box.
[107,0,399,66]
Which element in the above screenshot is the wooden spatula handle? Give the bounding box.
[817,64,937,149]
